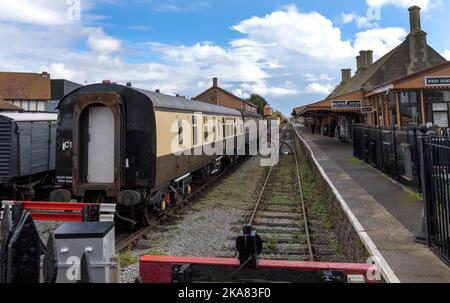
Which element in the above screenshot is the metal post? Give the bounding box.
[415,124,430,245]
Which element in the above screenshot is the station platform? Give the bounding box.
[294,125,450,283]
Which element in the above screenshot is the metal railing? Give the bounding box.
[352,124,421,191]
[353,124,449,263]
[420,131,450,264]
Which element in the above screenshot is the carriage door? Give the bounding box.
[87,106,115,183]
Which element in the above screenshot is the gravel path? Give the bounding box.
[120,157,266,283]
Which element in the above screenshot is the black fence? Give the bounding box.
[421,133,450,264]
[353,124,450,263]
[352,124,422,191]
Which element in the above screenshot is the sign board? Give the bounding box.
[433,112,449,128]
[425,76,450,86]
[331,100,362,109]
[432,103,448,111]
[361,106,373,113]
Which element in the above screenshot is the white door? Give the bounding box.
[87,106,115,183]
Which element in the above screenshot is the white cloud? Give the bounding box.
[0,0,69,25]
[0,3,418,114]
[354,27,407,58]
[304,83,335,95]
[232,5,354,60]
[443,50,450,60]
[341,12,378,28]
[86,28,122,53]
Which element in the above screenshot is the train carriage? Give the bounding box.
[52,83,246,224]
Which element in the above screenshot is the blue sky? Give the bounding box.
[0,0,449,115]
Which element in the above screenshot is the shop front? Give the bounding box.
[329,91,364,142]
[364,62,450,130]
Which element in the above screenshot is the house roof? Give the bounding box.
[394,60,450,88]
[194,85,258,109]
[0,99,22,111]
[0,71,51,100]
[328,45,402,99]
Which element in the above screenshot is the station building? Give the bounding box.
[365,61,450,129]
[194,77,259,114]
[294,6,448,141]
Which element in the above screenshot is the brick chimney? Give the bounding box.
[341,69,351,82]
[213,77,218,87]
[356,50,374,74]
[365,50,373,65]
[406,6,429,73]
[409,6,421,33]
[356,55,362,71]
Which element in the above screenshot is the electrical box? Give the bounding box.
[54,221,115,283]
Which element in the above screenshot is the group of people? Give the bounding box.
[309,123,336,138]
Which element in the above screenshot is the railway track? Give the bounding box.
[115,158,247,252]
[223,126,336,261]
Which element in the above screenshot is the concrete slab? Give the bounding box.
[294,126,450,283]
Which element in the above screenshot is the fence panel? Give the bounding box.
[423,135,450,264]
[352,124,421,191]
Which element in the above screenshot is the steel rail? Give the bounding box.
[291,126,314,261]
[247,129,287,225]
[246,126,314,262]
[116,158,246,252]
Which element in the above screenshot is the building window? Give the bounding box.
[387,91,397,127]
[399,90,420,128]
[424,90,450,127]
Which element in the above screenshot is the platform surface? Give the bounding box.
[294,125,450,283]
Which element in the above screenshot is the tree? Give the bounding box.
[245,94,267,115]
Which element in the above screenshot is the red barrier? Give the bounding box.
[3,200,98,222]
[139,255,379,283]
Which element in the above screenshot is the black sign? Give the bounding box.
[331,100,361,109]
[426,77,450,86]
[361,106,373,113]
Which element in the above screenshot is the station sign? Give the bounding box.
[331,100,362,109]
[361,106,373,113]
[425,76,450,86]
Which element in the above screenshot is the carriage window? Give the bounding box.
[211,117,216,141]
[204,126,209,142]
[178,120,183,145]
[192,115,198,146]
[204,116,209,143]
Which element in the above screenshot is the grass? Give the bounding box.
[266,235,278,251]
[296,141,335,230]
[142,249,165,256]
[346,156,362,166]
[192,158,267,210]
[119,251,138,268]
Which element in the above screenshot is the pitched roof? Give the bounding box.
[394,60,450,85]
[0,72,51,100]
[0,99,22,111]
[194,85,258,110]
[328,44,401,99]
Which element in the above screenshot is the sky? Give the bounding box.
[0,0,449,115]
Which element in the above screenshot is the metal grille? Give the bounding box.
[0,119,12,177]
[422,134,450,264]
[352,124,421,191]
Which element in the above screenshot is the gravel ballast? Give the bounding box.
[120,157,266,283]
